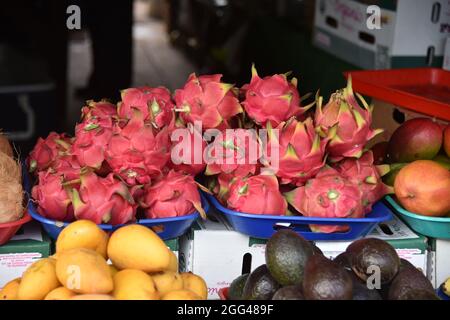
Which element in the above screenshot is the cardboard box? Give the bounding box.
[179,211,266,299]
[315,214,429,274]
[444,37,450,71]
[428,239,450,288]
[369,99,449,147]
[313,0,448,69]
[180,208,428,299]
[0,222,52,288]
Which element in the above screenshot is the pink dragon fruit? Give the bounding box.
[242,65,313,127]
[169,123,207,176]
[81,100,117,121]
[284,167,364,233]
[28,132,72,173]
[69,172,136,225]
[72,115,113,170]
[174,73,243,130]
[118,86,174,129]
[315,78,383,161]
[51,154,81,180]
[227,174,287,215]
[208,172,240,204]
[334,151,392,213]
[265,117,327,186]
[140,170,206,219]
[31,171,74,221]
[105,109,170,185]
[205,128,261,177]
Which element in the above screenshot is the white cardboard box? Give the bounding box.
[313,0,449,69]
[444,37,450,70]
[428,239,450,288]
[180,209,428,299]
[179,212,266,299]
[0,222,51,288]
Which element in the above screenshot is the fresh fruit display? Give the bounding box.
[0,134,24,224]
[394,160,450,217]
[0,220,207,300]
[225,230,439,300]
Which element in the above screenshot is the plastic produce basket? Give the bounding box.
[0,213,32,246]
[386,196,450,239]
[218,287,229,300]
[27,195,209,241]
[345,68,450,121]
[24,167,209,240]
[206,194,392,241]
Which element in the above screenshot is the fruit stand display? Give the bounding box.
[0,65,448,301]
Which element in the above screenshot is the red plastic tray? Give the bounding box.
[0,212,32,245]
[218,287,228,300]
[344,68,450,121]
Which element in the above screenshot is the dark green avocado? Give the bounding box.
[302,254,353,300]
[265,229,314,286]
[346,238,400,285]
[272,285,304,300]
[242,265,281,300]
[228,273,249,300]
[388,266,436,300]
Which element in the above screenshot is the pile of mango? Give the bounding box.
[0,221,207,300]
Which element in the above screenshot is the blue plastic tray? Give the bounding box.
[24,168,208,240]
[206,194,392,240]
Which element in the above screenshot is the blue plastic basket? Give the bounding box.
[27,195,209,240]
[24,167,208,240]
[206,194,392,240]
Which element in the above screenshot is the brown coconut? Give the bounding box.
[0,133,13,157]
[0,152,21,183]
[0,181,24,223]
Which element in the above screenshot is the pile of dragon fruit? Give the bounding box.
[28,65,392,233]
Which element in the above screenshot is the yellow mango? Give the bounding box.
[113,269,159,300]
[109,265,119,277]
[180,272,208,299]
[151,271,183,296]
[17,258,60,300]
[71,294,115,300]
[44,287,75,300]
[107,225,170,273]
[161,290,202,300]
[56,220,109,259]
[167,250,179,272]
[55,248,113,294]
[0,278,21,300]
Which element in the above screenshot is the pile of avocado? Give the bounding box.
[227,230,440,300]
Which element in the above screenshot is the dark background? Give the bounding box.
[0,0,375,153]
